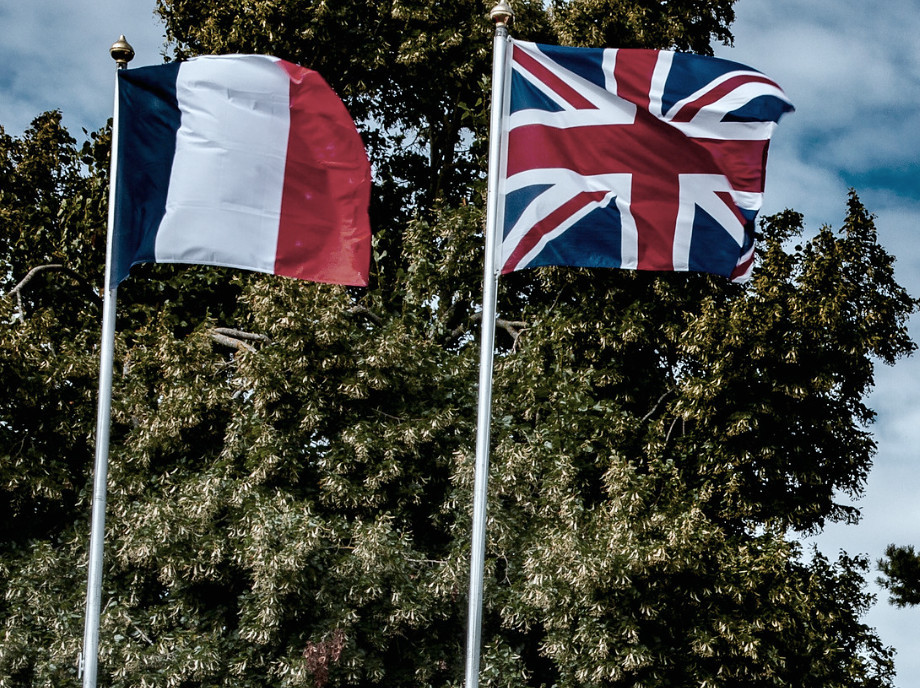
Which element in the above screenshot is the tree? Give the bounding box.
[878,544,920,608]
[0,2,916,687]
[0,112,109,687]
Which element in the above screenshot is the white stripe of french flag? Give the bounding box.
[113,55,371,287]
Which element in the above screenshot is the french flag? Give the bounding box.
[112,55,371,288]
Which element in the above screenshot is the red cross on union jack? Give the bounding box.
[497,40,794,283]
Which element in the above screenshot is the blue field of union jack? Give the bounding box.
[497,39,794,283]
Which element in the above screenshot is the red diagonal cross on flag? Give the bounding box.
[498,41,792,282]
[504,48,768,273]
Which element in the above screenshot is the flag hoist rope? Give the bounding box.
[464,4,513,688]
[80,35,134,688]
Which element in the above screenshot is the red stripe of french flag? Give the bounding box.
[277,60,371,285]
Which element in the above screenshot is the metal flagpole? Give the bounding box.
[464,4,512,688]
[80,35,134,688]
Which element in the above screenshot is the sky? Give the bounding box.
[1,0,918,684]
[713,6,920,683]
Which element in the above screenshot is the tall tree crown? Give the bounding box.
[0,2,915,686]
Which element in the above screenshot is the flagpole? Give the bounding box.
[80,35,133,688]
[464,4,512,688]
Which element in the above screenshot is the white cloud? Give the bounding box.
[717,0,920,199]
[724,2,920,684]
[0,0,165,137]
[760,139,851,226]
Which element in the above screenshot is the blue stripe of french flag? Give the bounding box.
[112,55,371,288]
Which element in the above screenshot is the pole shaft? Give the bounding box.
[81,288,117,688]
[464,24,510,688]
[81,65,123,688]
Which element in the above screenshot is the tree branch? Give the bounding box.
[640,389,674,424]
[448,312,481,342]
[447,311,529,348]
[208,327,270,352]
[498,318,528,341]
[3,264,103,313]
[209,331,255,352]
[665,416,680,444]
[211,327,270,343]
[349,304,383,326]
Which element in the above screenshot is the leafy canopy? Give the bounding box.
[878,544,920,608]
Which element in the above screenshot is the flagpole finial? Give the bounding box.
[490,1,514,27]
[110,35,135,68]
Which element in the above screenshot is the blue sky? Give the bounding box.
[713,5,920,685]
[1,0,918,684]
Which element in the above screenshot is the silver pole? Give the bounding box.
[80,35,133,688]
[464,5,512,688]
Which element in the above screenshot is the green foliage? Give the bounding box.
[0,114,103,545]
[548,0,736,52]
[0,2,916,687]
[878,544,920,607]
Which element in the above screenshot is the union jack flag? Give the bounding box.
[497,40,794,283]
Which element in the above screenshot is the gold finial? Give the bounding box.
[490,1,514,27]
[110,35,135,68]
